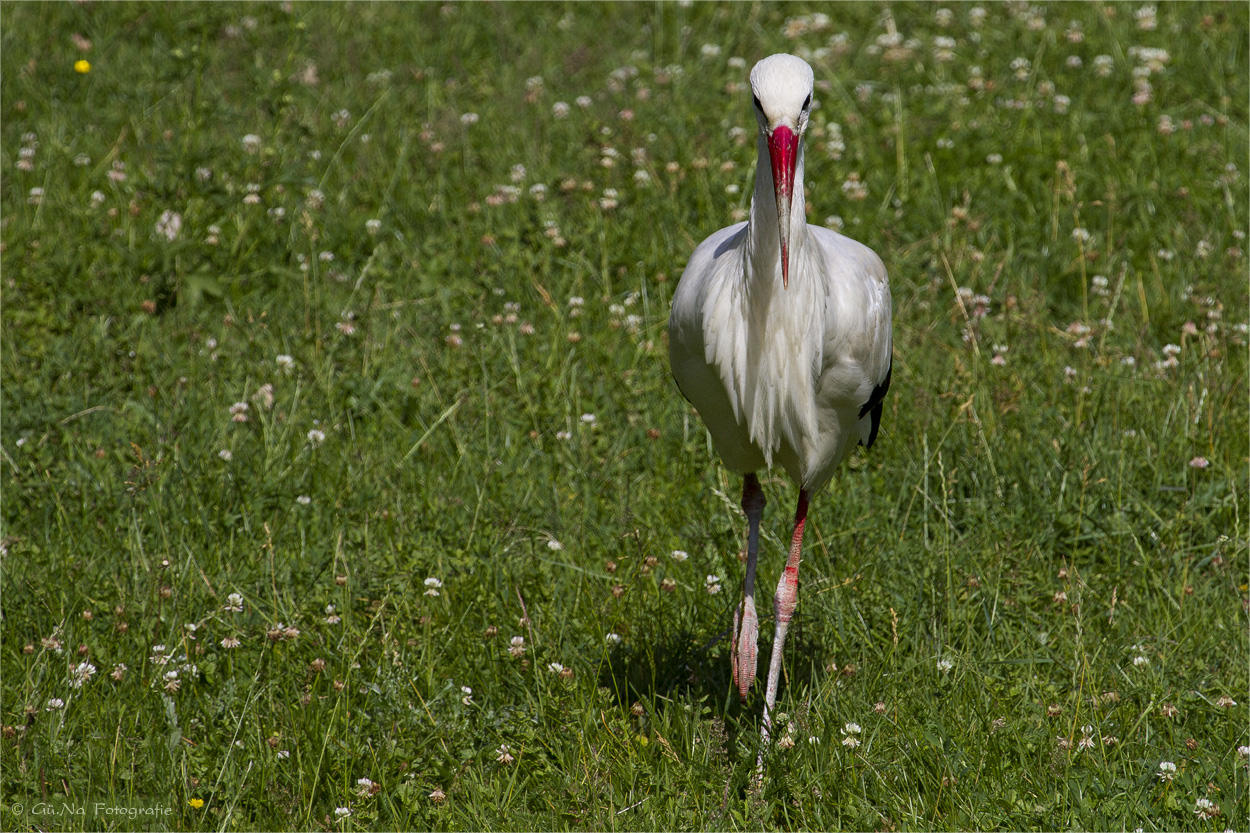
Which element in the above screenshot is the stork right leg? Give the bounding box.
[732,473,765,700]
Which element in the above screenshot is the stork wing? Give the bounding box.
[858,358,891,449]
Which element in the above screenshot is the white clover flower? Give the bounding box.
[932,36,956,63]
[155,210,182,242]
[70,661,97,688]
[671,550,688,562]
[937,657,954,674]
[242,133,262,153]
[424,576,443,596]
[1194,798,1219,819]
[840,173,867,200]
[605,632,622,645]
[547,662,565,674]
[1157,760,1177,781]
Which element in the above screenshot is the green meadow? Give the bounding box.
[2,2,1246,830]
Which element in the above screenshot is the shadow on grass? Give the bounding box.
[596,611,827,724]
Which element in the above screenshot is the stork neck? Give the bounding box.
[745,132,807,289]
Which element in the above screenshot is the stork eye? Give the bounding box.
[752,94,762,112]
[803,93,812,110]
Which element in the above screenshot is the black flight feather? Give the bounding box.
[857,358,892,449]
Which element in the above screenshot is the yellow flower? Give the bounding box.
[189,798,204,809]
[74,60,91,74]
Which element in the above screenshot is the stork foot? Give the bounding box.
[732,595,759,700]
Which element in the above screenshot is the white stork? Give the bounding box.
[668,54,893,740]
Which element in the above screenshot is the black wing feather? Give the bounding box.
[857,358,892,449]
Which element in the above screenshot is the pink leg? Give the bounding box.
[761,489,809,742]
[732,474,765,700]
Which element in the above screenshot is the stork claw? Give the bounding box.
[733,595,759,700]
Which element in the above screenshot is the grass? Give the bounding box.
[1,1,1247,830]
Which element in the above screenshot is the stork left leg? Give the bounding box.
[761,489,809,743]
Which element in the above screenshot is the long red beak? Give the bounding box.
[767,125,799,289]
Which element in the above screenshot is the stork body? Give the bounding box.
[668,54,893,740]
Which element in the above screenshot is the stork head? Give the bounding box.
[749,54,814,289]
